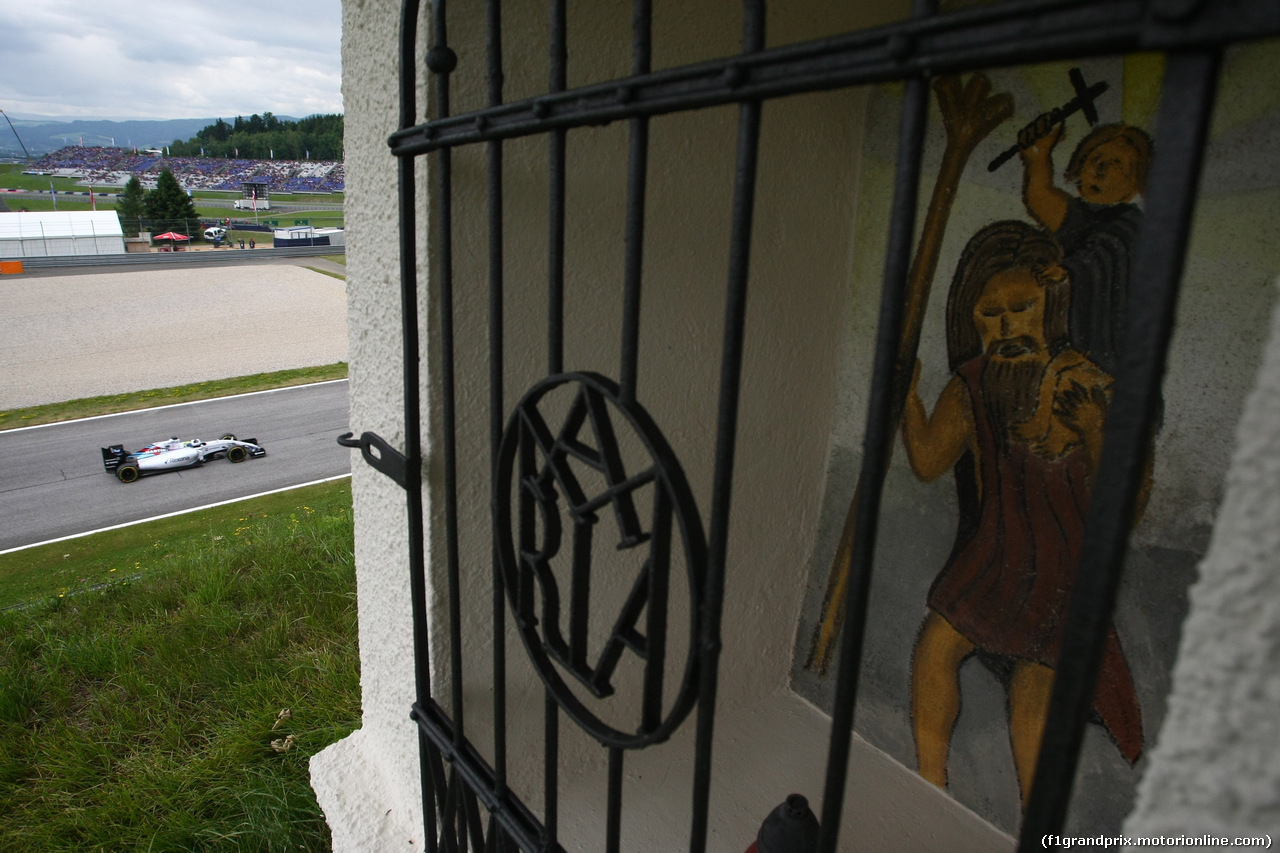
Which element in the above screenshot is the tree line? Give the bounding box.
[166,113,343,161]
[114,169,200,237]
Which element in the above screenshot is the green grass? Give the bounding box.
[0,480,350,613]
[0,363,348,432]
[194,204,238,218]
[305,266,346,281]
[272,211,344,228]
[3,198,95,212]
[186,189,343,204]
[0,164,87,193]
[0,479,359,851]
[0,207,357,848]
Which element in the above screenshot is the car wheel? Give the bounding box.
[117,464,140,483]
[220,433,237,441]
[228,446,248,463]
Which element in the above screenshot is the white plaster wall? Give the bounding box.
[309,0,429,848]
[314,1,1012,850]
[1122,281,1280,847]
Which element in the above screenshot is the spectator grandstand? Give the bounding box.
[26,146,345,194]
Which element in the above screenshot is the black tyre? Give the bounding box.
[117,464,140,483]
[227,446,248,463]
[220,433,237,441]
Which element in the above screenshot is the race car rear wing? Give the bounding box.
[101,445,126,472]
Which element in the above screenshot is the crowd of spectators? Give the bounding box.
[27,146,345,194]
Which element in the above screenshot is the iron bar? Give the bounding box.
[488,0,511,810]
[642,486,673,733]
[544,688,559,847]
[421,729,441,853]
[619,0,652,405]
[485,815,500,853]
[441,768,461,853]
[548,0,567,375]
[414,700,565,853]
[688,2,764,851]
[398,1,438,850]
[425,742,453,851]
[1017,46,1222,849]
[391,1,1280,156]
[420,0,465,780]
[814,30,932,853]
[568,514,594,671]
[430,101,460,753]
[606,747,625,853]
[397,0,424,716]
[521,395,547,844]
[463,785,487,851]
[572,468,657,516]
[379,0,1280,849]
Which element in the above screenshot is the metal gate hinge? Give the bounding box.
[338,431,410,489]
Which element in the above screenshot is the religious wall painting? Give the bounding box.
[788,54,1239,836]
[895,82,1156,807]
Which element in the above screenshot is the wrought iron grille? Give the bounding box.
[337,0,1280,850]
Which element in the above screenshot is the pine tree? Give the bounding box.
[115,176,147,237]
[143,169,199,234]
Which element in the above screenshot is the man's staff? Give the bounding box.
[806,74,1014,675]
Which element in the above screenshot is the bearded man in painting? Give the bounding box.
[901,220,1142,807]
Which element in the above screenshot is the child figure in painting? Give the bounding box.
[1019,121,1152,374]
[901,221,1142,807]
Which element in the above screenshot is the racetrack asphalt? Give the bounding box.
[0,258,348,410]
[0,381,352,551]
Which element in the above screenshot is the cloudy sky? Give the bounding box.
[0,0,342,121]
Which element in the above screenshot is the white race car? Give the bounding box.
[101,434,266,483]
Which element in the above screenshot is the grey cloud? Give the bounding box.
[0,0,341,119]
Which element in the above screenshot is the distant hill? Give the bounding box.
[0,116,300,160]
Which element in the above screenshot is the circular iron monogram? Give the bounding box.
[494,372,707,749]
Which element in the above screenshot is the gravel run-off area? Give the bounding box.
[0,261,348,409]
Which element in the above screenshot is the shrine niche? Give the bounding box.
[792,48,1280,836]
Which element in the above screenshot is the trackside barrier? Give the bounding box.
[16,246,344,270]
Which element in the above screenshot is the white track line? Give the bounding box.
[0,474,352,555]
[3,378,349,434]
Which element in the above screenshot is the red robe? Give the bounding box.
[927,354,1143,764]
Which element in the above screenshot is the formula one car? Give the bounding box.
[101,434,266,483]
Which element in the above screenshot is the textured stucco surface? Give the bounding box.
[1123,282,1280,845]
[314,1,1016,850]
[317,10,1280,849]
[308,0,427,847]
